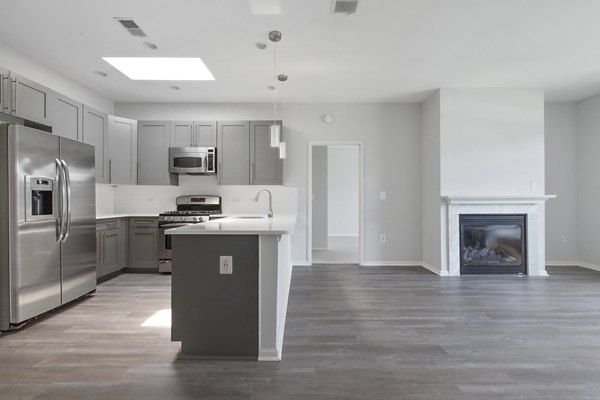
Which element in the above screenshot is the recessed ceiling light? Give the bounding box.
[144,42,158,50]
[267,85,276,90]
[93,70,108,77]
[256,42,267,50]
[102,57,215,81]
[170,85,181,90]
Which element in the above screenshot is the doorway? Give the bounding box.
[308,142,364,265]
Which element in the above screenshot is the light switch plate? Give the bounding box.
[220,256,233,274]
[380,191,386,200]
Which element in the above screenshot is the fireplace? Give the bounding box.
[459,214,527,275]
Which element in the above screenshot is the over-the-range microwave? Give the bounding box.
[169,147,216,175]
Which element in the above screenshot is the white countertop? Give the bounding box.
[165,214,296,235]
[96,213,158,220]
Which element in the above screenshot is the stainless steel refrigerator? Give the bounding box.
[0,123,96,331]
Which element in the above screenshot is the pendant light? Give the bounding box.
[278,74,288,159]
[269,30,282,148]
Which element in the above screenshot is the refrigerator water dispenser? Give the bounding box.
[25,176,55,221]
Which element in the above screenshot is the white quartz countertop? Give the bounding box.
[96,213,158,220]
[165,214,296,235]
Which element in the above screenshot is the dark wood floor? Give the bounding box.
[1,265,600,399]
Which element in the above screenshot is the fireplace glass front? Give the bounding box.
[459,214,527,275]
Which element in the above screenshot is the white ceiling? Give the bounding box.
[2,0,600,103]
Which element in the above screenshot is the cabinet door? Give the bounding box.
[82,105,109,183]
[10,73,51,124]
[102,229,120,275]
[194,121,217,147]
[170,121,194,147]
[250,121,283,185]
[0,68,8,114]
[128,227,158,270]
[96,231,103,278]
[51,92,82,141]
[217,121,250,185]
[108,116,138,185]
[138,121,177,185]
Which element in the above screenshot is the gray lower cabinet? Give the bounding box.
[83,105,109,183]
[169,121,216,147]
[96,219,127,278]
[50,92,82,141]
[128,218,159,270]
[250,121,283,185]
[108,116,138,185]
[138,121,177,185]
[8,72,51,125]
[217,121,250,185]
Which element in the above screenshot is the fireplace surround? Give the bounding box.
[443,196,555,277]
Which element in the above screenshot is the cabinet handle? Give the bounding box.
[251,162,255,185]
[10,76,18,114]
[218,162,222,184]
[109,159,112,183]
[137,162,140,184]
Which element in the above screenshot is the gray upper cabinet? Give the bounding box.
[108,116,138,185]
[82,105,109,184]
[217,121,250,185]
[9,73,51,125]
[0,67,8,114]
[169,121,216,147]
[250,121,283,185]
[138,121,177,186]
[50,92,82,141]
[195,121,217,147]
[170,121,194,147]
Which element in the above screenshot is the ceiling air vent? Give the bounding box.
[115,18,147,37]
[332,0,359,14]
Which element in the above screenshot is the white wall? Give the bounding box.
[544,103,578,262]
[421,91,442,272]
[576,94,600,267]
[0,40,113,114]
[327,146,359,236]
[440,89,545,196]
[115,102,423,265]
[311,146,328,249]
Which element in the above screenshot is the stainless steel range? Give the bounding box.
[158,195,223,273]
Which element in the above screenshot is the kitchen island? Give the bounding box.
[166,215,295,361]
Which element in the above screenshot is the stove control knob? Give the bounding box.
[193,216,199,222]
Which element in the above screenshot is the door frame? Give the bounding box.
[307,141,364,266]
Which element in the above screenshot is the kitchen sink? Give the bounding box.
[236,216,265,219]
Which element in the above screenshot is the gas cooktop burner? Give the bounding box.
[160,210,220,216]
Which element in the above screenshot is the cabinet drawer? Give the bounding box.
[130,217,158,228]
[97,219,120,231]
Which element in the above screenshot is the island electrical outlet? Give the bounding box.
[220,256,233,274]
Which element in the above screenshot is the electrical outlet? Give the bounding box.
[561,236,567,243]
[220,256,233,274]
[380,234,386,243]
[530,180,537,190]
[380,191,386,200]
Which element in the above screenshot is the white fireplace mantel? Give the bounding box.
[443,195,556,205]
[442,195,556,277]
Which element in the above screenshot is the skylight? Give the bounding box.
[102,57,215,81]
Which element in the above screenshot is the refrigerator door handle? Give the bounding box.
[55,159,65,242]
[61,160,72,242]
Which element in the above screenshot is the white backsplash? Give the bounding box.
[95,184,115,215]
[99,175,298,216]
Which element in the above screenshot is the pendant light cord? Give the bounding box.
[273,41,277,124]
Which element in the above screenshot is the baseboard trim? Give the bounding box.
[328,234,359,237]
[546,261,600,272]
[361,261,422,267]
[312,247,328,251]
[292,261,311,267]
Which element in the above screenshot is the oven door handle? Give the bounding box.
[160,223,196,229]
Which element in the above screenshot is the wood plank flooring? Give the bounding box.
[1,265,600,399]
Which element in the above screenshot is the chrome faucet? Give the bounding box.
[255,189,273,218]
